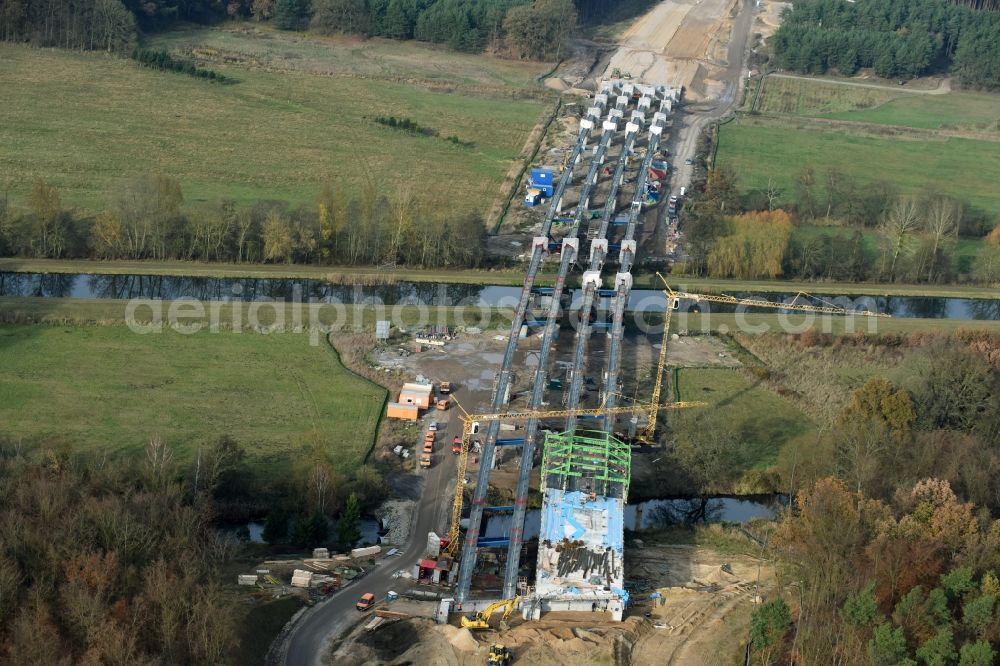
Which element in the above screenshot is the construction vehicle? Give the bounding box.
[461,596,520,630]
[487,643,512,665]
[437,397,450,410]
[439,381,452,395]
[452,436,464,455]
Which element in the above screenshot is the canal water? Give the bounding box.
[1,271,998,319]
[220,517,385,546]
[479,495,787,541]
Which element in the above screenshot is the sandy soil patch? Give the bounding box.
[330,536,774,665]
[605,0,739,99]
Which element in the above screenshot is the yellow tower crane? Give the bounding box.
[442,395,705,556]
[638,272,889,444]
[442,277,889,555]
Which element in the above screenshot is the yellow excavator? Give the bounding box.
[461,596,521,630]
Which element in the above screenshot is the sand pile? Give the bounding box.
[545,77,569,91]
[443,625,479,653]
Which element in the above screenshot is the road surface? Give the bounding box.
[279,396,464,666]
[668,0,755,198]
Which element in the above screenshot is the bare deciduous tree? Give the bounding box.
[145,435,174,488]
[923,196,961,282]
[879,196,920,280]
[766,176,781,212]
[307,463,336,515]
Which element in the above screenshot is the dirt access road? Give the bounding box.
[770,71,953,95]
[604,0,757,199]
[278,337,506,666]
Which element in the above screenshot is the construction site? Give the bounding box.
[275,1,889,663]
[308,83,882,666]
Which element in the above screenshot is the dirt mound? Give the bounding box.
[444,625,480,653]
[545,77,569,91]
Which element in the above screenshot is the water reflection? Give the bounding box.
[0,272,997,320]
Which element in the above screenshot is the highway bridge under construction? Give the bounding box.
[452,78,681,620]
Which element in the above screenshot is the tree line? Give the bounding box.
[771,0,1000,90]
[677,167,1000,284]
[273,0,577,59]
[0,176,487,268]
[0,0,630,60]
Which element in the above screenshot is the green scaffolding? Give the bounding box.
[541,429,631,500]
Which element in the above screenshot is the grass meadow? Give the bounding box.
[0,28,549,212]
[717,119,1000,216]
[673,367,814,470]
[0,324,386,477]
[722,76,1000,217]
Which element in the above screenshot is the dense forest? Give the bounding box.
[0,0,637,58]
[771,0,1000,90]
[0,176,487,268]
[772,477,1000,664]
[678,167,1000,284]
[0,443,235,663]
[724,331,1000,663]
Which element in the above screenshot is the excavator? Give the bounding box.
[461,596,521,630]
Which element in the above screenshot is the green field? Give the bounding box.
[726,76,1000,217]
[717,118,1000,216]
[674,367,813,469]
[0,28,548,212]
[0,324,386,475]
[822,92,1000,132]
[755,76,1000,132]
[755,76,901,115]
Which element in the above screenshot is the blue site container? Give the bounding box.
[530,168,555,185]
[529,181,555,197]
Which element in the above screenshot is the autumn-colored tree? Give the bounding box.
[707,209,793,279]
[263,210,294,263]
[703,167,741,213]
[839,377,916,437]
